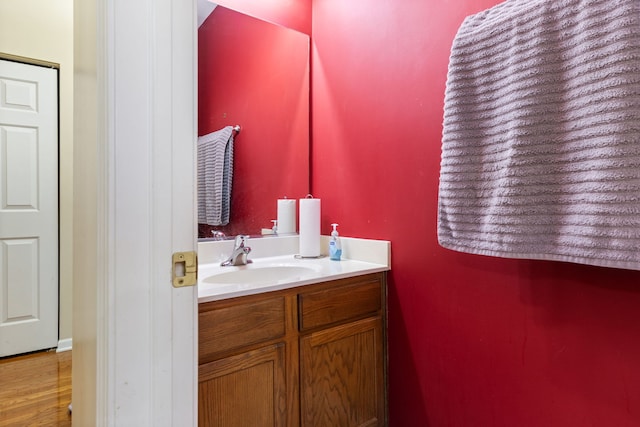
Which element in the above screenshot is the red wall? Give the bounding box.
[198,6,309,236]
[215,0,311,35]
[312,1,640,426]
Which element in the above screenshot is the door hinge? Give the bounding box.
[172,251,197,288]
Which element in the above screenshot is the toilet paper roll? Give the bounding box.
[299,198,321,257]
[277,199,296,234]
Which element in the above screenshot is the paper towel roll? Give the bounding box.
[299,198,321,257]
[277,199,296,234]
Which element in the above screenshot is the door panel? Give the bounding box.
[0,59,58,357]
[4,126,38,209]
[3,238,38,319]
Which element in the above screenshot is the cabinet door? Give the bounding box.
[199,343,287,427]
[300,317,385,427]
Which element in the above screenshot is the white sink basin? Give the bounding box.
[197,253,390,303]
[202,264,321,285]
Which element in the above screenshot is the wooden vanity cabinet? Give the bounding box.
[198,272,387,427]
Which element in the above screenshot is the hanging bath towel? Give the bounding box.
[198,126,235,226]
[438,0,640,270]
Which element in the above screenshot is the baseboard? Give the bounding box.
[57,338,72,353]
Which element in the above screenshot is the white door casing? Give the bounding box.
[72,0,198,425]
[0,59,58,358]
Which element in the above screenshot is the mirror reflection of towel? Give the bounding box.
[198,126,234,226]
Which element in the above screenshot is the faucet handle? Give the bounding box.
[234,234,249,247]
[239,235,252,257]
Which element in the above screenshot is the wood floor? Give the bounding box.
[0,350,71,427]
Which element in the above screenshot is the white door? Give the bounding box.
[71,0,198,424]
[0,59,58,357]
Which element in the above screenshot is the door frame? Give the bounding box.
[72,0,198,424]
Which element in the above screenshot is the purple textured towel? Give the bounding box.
[438,0,640,270]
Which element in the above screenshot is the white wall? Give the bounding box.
[0,0,74,344]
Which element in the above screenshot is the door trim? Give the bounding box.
[0,53,59,70]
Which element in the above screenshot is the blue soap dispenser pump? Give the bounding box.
[329,223,342,261]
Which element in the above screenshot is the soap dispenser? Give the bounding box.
[329,223,342,261]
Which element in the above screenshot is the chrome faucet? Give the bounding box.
[220,235,252,266]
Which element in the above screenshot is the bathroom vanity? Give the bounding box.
[197,236,390,427]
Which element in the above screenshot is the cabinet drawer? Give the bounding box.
[199,296,286,363]
[298,275,382,331]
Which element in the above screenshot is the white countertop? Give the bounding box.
[198,255,389,303]
[197,236,390,303]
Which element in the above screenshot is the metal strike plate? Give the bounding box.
[172,251,197,288]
